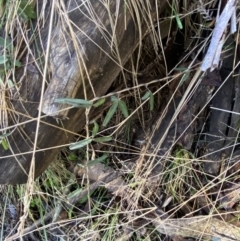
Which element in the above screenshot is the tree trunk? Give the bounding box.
[0,0,167,184]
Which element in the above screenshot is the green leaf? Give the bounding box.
[79,190,94,204]
[175,14,183,29]
[0,37,11,51]
[0,37,10,46]
[1,139,8,150]
[68,207,74,219]
[7,79,14,88]
[93,98,105,107]
[141,91,151,100]
[69,138,92,150]
[92,121,99,137]
[68,188,94,204]
[19,1,37,20]
[102,100,118,127]
[0,55,8,65]
[179,71,190,87]
[0,132,12,138]
[149,92,154,111]
[118,100,129,118]
[175,67,188,72]
[171,6,183,30]
[13,59,22,67]
[67,188,82,200]
[93,136,112,143]
[54,98,92,108]
[67,153,78,162]
[87,154,108,166]
[111,96,118,102]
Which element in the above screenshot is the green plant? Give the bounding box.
[163,147,196,202]
[141,90,155,111]
[102,96,129,127]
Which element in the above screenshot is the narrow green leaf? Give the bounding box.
[175,14,183,29]
[68,207,74,219]
[0,55,8,65]
[102,100,118,127]
[171,6,183,30]
[67,188,82,199]
[111,96,118,102]
[93,98,105,107]
[69,138,92,150]
[149,92,154,111]
[118,100,129,118]
[175,67,188,72]
[54,98,92,108]
[1,139,8,150]
[0,37,10,47]
[141,91,151,100]
[93,136,112,143]
[92,121,99,137]
[0,132,12,138]
[68,188,95,204]
[179,71,190,87]
[79,190,94,204]
[87,154,108,166]
[13,59,22,67]
[7,79,14,88]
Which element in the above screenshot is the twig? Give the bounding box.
[152,215,240,240]
[201,0,236,71]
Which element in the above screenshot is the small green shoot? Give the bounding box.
[67,153,78,162]
[1,139,8,150]
[0,133,11,151]
[163,147,195,202]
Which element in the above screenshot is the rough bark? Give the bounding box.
[0,0,167,184]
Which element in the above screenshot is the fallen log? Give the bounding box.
[0,0,167,184]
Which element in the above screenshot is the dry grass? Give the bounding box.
[0,0,240,240]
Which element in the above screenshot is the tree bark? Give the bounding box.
[0,0,167,184]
